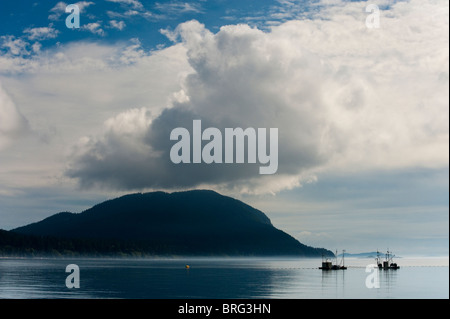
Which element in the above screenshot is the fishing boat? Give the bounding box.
[376,250,400,270]
[319,249,347,270]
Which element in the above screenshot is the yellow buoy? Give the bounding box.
[185,264,190,269]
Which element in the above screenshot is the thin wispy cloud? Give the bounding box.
[81,22,106,36]
[154,1,204,15]
[109,20,126,30]
[23,26,59,41]
[106,0,145,10]
[105,0,153,20]
[48,1,68,21]
[48,1,95,21]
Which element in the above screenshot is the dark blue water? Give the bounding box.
[0,257,448,299]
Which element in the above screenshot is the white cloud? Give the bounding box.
[66,0,448,194]
[81,22,105,36]
[0,26,59,63]
[106,0,144,10]
[23,27,59,41]
[0,36,29,56]
[75,1,95,11]
[106,1,153,20]
[0,83,29,150]
[124,10,140,16]
[117,38,145,64]
[48,1,94,20]
[109,20,126,30]
[159,27,178,42]
[154,1,203,15]
[31,42,42,54]
[0,42,192,231]
[1,0,447,196]
[48,1,68,21]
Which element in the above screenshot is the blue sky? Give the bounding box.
[0,0,317,51]
[0,0,448,256]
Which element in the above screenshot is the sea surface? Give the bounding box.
[0,256,448,299]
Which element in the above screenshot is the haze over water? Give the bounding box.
[0,257,447,299]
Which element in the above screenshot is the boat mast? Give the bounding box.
[342,249,345,267]
[335,249,338,265]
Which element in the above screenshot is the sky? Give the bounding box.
[0,0,448,256]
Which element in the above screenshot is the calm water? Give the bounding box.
[0,257,448,299]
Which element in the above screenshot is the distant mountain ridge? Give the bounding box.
[10,190,333,257]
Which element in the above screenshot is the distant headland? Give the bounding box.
[1,190,334,257]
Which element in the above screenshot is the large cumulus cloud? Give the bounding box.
[66,0,449,194]
[0,83,29,150]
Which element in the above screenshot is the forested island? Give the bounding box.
[1,190,333,257]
